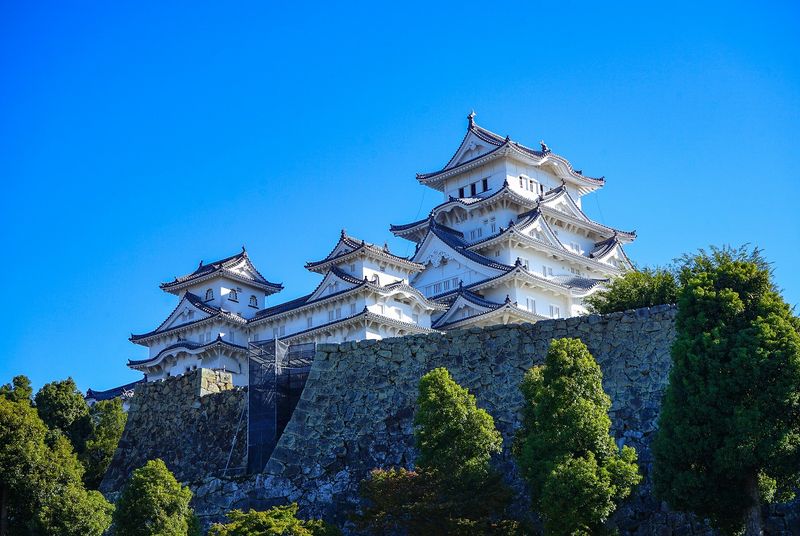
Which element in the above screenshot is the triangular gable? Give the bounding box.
[539,189,589,221]
[433,293,497,328]
[225,255,269,284]
[445,129,503,170]
[307,269,362,302]
[411,230,504,281]
[514,212,564,249]
[592,240,633,270]
[156,294,216,333]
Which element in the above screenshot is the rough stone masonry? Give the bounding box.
[104,305,800,534]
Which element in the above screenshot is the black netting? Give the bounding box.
[247,340,314,474]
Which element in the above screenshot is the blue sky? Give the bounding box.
[1,1,798,392]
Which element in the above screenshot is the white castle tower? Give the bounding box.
[390,112,635,329]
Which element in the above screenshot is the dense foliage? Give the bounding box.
[584,267,679,314]
[81,398,127,488]
[0,375,33,403]
[34,378,92,455]
[208,504,341,536]
[653,247,800,535]
[514,338,641,535]
[357,367,518,535]
[113,458,199,536]
[0,395,113,536]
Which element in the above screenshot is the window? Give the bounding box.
[307,317,313,328]
[549,305,560,318]
[443,279,450,291]
[412,313,419,323]
[279,325,285,336]
[272,328,278,337]
[252,332,259,342]
[542,265,553,277]
[526,298,536,313]
[481,178,488,192]
[378,304,385,314]
[249,295,258,307]
[490,217,496,233]
[350,263,356,273]
[229,332,235,342]
[205,289,214,301]
[396,308,402,319]
[328,310,334,321]
[570,242,581,253]
[335,308,342,319]
[538,183,545,195]
[519,177,524,188]
[458,187,465,198]
[451,278,460,288]
[522,259,530,270]
[350,303,356,314]
[470,183,477,196]
[433,282,442,293]
[529,179,535,191]
[228,289,238,301]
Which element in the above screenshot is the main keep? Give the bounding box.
[126,114,635,386]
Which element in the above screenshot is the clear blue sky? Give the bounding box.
[2,1,798,392]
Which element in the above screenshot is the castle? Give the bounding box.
[124,114,635,386]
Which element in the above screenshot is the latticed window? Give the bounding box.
[249,295,258,307]
[229,289,238,301]
[205,288,214,300]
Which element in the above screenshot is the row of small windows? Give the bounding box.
[519,176,545,195]
[523,298,561,318]
[457,178,489,198]
[204,288,258,307]
[424,277,461,297]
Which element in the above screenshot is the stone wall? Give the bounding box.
[100,369,247,493]
[106,306,800,534]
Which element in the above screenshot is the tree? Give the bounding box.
[652,246,800,535]
[0,375,33,404]
[357,367,517,535]
[208,504,341,536]
[514,338,641,535]
[0,395,113,536]
[113,458,198,536]
[34,378,91,454]
[584,267,679,314]
[82,398,127,488]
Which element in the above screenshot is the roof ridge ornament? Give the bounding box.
[540,140,550,154]
[515,257,523,267]
[340,228,347,238]
[467,110,476,127]
[505,294,512,304]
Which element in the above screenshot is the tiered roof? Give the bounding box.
[128,336,247,370]
[431,286,546,330]
[305,230,424,274]
[130,292,247,345]
[160,248,283,295]
[281,307,437,343]
[416,113,605,194]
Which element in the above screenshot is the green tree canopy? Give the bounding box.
[113,458,198,536]
[81,398,127,489]
[208,504,341,536]
[358,367,517,535]
[514,338,641,535]
[0,395,113,536]
[0,375,33,404]
[584,267,679,314]
[653,246,800,535]
[34,378,91,453]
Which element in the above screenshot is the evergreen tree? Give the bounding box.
[584,267,679,314]
[653,246,800,535]
[357,367,517,535]
[514,338,641,535]
[113,458,198,536]
[82,398,127,488]
[0,395,113,536]
[34,378,91,454]
[0,375,33,404]
[208,504,341,536]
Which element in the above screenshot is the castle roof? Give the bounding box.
[130,292,247,345]
[160,248,283,295]
[432,286,547,330]
[127,336,248,370]
[305,230,424,274]
[416,113,605,193]
[281,307,437,343]
[85,378,145,402]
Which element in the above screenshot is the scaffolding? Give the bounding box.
[246,339,315,474]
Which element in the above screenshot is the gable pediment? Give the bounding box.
[515,215,562,248]
[446,131,499,170]
[307,269,361,302]
[159,296,215,333]
[411,232,501,281]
